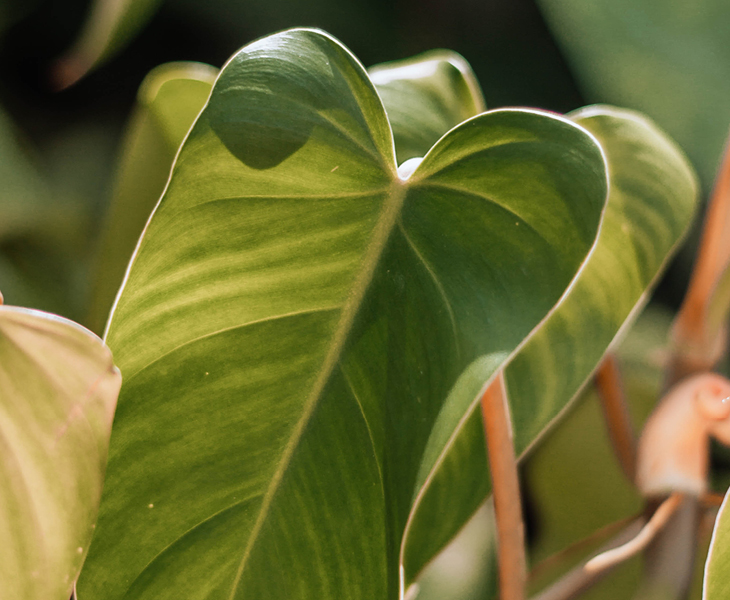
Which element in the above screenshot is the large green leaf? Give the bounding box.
[0,305,121,600]
[401,106,698,581]
[536,0,730,189]
[87,61,217,334]
[77,28,607,600]
[54,0,164,88]
[369,50,485,164]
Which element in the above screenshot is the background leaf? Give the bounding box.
[369,49,486,164]
[54,0,165,88]
[535,0,730,190]
[78,28,607,600]
[87,61,217,334]
[401,106,698,582]
[0,305,121,600]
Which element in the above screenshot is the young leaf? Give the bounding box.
[0,305,121,600]
[401,106,698,582]
[53,0,164,88]
[369,50,486,164]
[87,62,217,334]
[77,28,607,600]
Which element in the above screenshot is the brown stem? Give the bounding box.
[529,519,645,600]
[585,493,683,573]
[481,371,527,600]
[670,130,730,382]
[594,354,636,482]
[528,514,637,585]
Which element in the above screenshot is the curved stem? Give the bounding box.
[481,371,526,600]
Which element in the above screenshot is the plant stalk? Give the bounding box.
[669,130,730,384]
[595,354,636,482]
[481,371,527,600]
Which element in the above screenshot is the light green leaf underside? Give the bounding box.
[536,0,730,188]
[0,306,120,600]
[704,488,730,599]
[369,49,486,164]
[54,0,164,88]
[87,61,217,334]
[78,28,606,600]
[402,105,698,582]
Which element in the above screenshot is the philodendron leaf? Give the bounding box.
[87,61,217,334]
[402,106,698,582]
[77,28,607,600]
[54,0,164,88]
[0,305,121,600]
[369,50,485,164]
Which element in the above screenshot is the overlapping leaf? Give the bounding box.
[0,305,121,600]
[77,28,607,600]
[369,50,485,164]
[88,61,217,333]
[400,106,698,581]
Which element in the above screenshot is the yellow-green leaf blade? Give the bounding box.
[0,306,121,600]
[87,61,217,334]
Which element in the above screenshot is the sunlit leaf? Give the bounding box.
[0,305,121,600]
[77,28,607,600]
[87,61,217,334]
[401,106,698,581]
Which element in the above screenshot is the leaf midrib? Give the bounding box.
[226,178,407,599]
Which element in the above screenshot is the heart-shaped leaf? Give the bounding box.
[0,305,121,600]
[77,28,607,600]
[401,106,698,581]
[88,61,217,334]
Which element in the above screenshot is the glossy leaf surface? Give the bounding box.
[402,106,698,581]
[536,0,730,189]
[88,62,217,333]
[78,28,607,600]
[369,50,485,164]
[0,306,121,600]
[54,0,163,88]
